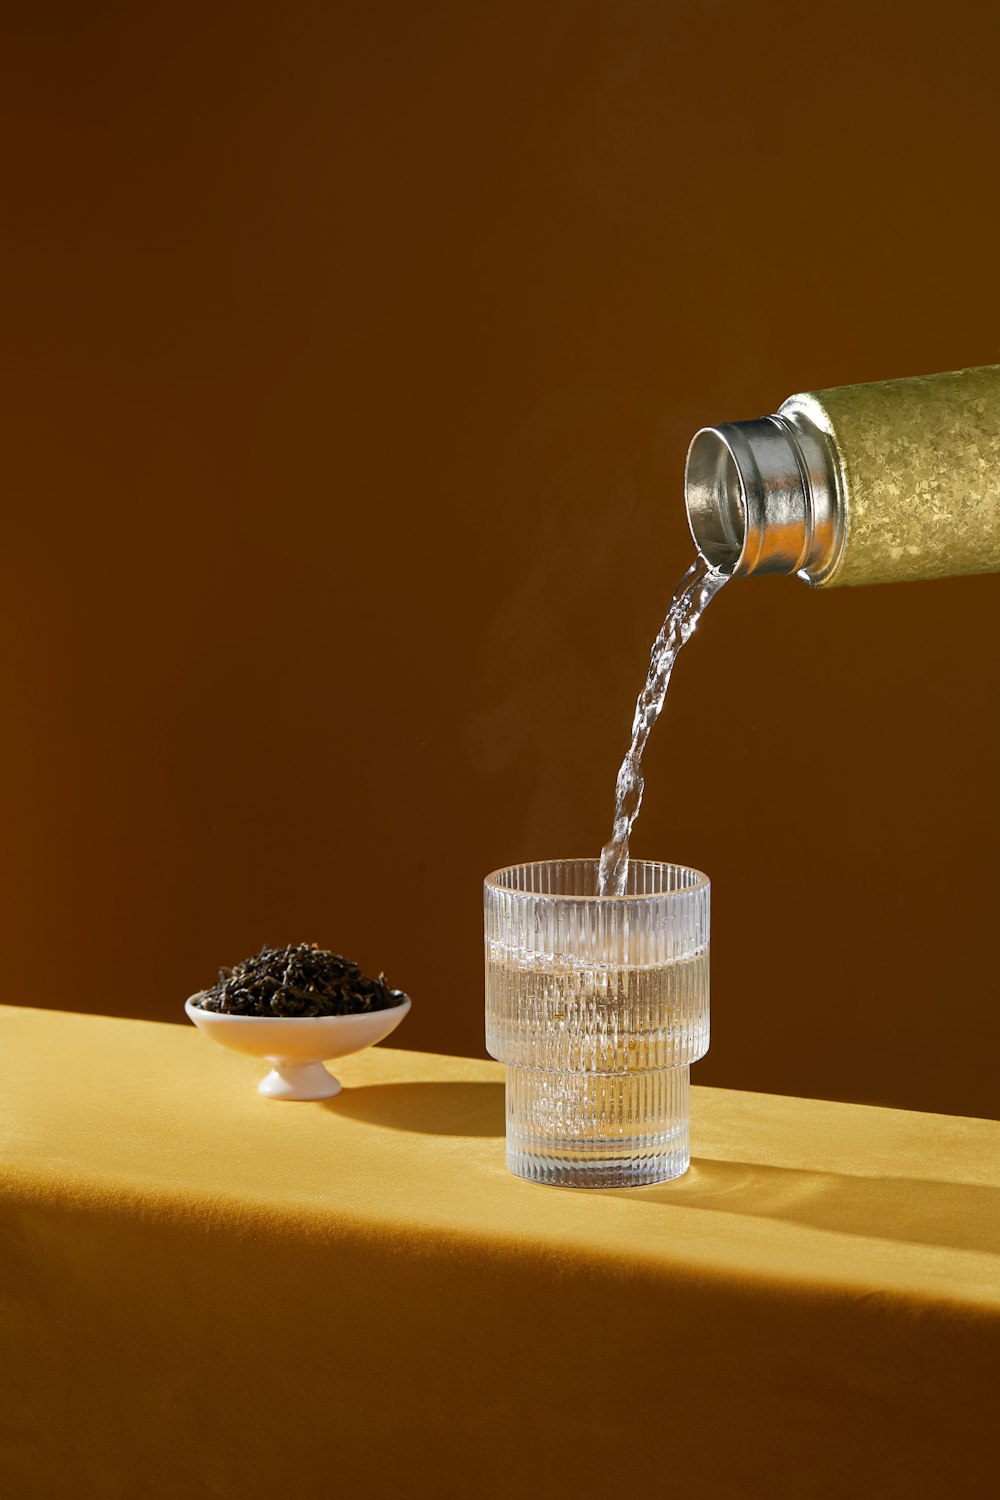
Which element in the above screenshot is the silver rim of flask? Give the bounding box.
[684,405,847,585]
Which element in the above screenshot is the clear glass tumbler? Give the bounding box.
[485,859,709,1188]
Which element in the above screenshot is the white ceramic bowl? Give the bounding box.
[184,994,412,1100]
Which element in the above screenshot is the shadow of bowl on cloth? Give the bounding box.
[322,1080,505,1138]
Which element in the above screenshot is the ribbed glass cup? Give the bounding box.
[485,859,710,1188]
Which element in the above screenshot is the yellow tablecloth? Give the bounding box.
[2,1004,998,1499]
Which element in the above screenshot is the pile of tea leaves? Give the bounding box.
[193,943,409,1018]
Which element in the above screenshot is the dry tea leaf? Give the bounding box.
[193,943,408,1018]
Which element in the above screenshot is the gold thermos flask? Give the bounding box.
[684,364,1000,586]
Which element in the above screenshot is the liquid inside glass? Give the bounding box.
[485,950,709,1075]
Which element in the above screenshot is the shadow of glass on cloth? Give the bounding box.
[613,1158,1000,1256]
[321,1081,505,1138]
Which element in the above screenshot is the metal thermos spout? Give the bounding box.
[684,365,1000,587]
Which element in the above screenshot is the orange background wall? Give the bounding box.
[3,1,998,1119]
